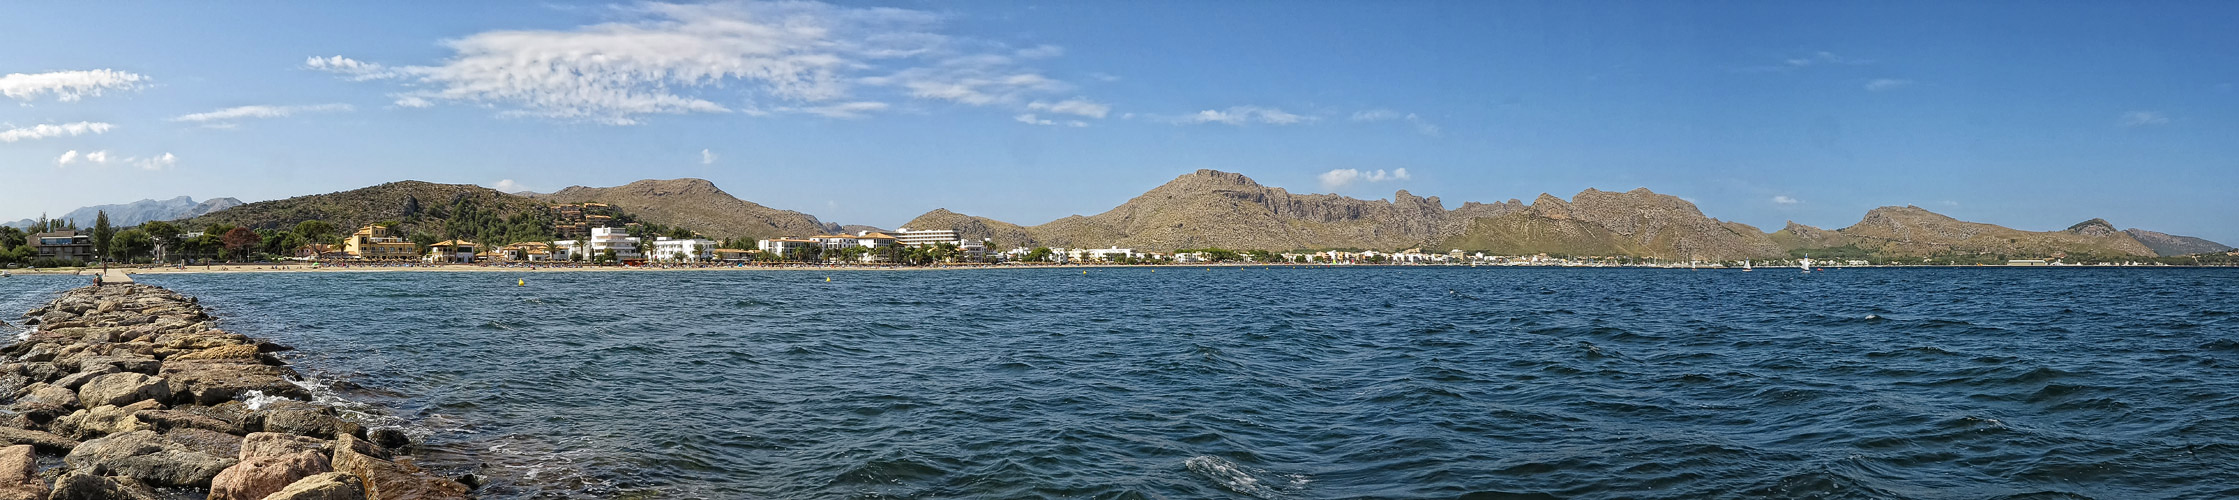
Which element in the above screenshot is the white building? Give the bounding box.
[892,228,961,247]
[561,227,642,261]
[758,238,816,257]
[648,237,716,262]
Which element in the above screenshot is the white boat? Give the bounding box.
[1800,255,1813,273]
[1743,260,1753,272]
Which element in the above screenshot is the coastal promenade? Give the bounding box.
[0,283,473,498]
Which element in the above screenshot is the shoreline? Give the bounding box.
[4,262,2232,277]
[0,283,473,498]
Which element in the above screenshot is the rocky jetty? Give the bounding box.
[0,284,471,499]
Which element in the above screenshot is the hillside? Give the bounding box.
[6,196,241,229]
[2124,228,2234,257]
[1771,208,2157,259]
[180,181,547,242]
[904,170,1784,259]
[531,179,837,240]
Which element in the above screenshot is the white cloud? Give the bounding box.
[304,56,403,81]
[1351,109,1402,121]
[171,103,354,125]
[1027,98,1109,118]
[487,179,530,193]
[1351,108,1441,136]
[0,69,147,102]
[1013,113,1086,127]
[701,149,718,164]
[2118,111,2169,127]
[1014,44,1064,59]
[309,1,1084,125]
[1088,72,1120,82]
[1177,106,1312,126]
[787,101,888,118]
[55,150,173,170]
[0,122,114,142]
[134,153,177,171]
[1864,78,1912,91]
[1784,51,1868,67]
[1318,168,1411,191]
[1772,195,1800,205]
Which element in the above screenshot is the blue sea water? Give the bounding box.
[7,267,2239,499]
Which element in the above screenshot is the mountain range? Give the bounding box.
[905,169,2229,260]
[27,170,2230,260]
[4,196,241,230]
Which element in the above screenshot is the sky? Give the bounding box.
[3,1,2235,243]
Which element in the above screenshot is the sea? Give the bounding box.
[4,267,2236,499]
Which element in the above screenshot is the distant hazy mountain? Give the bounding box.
[4,196,241,229]
[531,178,840,240]
[2124,228,2234,256]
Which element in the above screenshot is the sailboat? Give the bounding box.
[1799,254,1813,274]
[1743,260,1753,272]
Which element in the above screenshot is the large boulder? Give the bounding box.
[238,432,333,461]
[49,365,119,390]
[266,472,368,500]
[134,408,247,435]
[208,449,331,500]
[75,372,171,408]
[253,401,367,441]
[50,400,161,439]
[91,448,236,487]
[158,360,309,405]
[0,426,79,453]
[170,344,263,361]
[331,435,470,499]
[45,471,159,500]
[0,445,43,500]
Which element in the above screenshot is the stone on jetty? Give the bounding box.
[3,284,476,499]
[0,444,44,500]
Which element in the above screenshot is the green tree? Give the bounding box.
[141,221,181,263]
[111,229,154,262]
[1024,247,1053,263]
[293,220,338,244]
[92,211,113,262]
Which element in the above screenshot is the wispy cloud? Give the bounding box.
[1027,98,1109,118]
[1013,113,1086,127]
[308,1,1089,125]
[1176,106,1312,126]
[2118,111,2169,127]
[56,149,173,170]
[171,103,354,126]
[0,69,147,102]
[1772,195,1800,205]
[701,149,718,165]
[1318,168,1411,191]
[1864,78,1913,91]
[1784,51,1869,68]
[134,153,178,170]
[785,101,889,119]
[0,122,114,142]
[1351,108,1441,137]
[487,179,530,193]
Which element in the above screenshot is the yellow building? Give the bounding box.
[344,225,418,260]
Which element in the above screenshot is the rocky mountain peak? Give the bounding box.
[2063,218,2120,237]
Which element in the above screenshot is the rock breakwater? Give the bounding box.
[0,284,472,499]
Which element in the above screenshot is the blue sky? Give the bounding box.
[4,1,2234,243]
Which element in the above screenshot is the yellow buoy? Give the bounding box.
[516,279,525,286]
[825,277,831,282]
